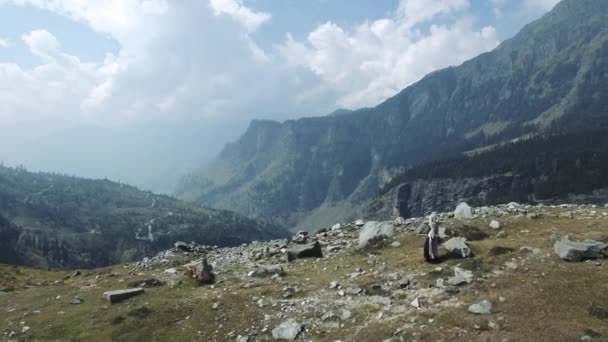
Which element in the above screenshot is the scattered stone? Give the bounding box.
[447,267,473,286]
[103,288,145,304]
[454,202,473,220]
[271,319,303,340]
[394,217,406,226]
[329,281,340,289]
[443,237,471,258]
[237,336,251,342]
[174,241,190,251]
[283,287,296,298]
[340,309,352,321]
[358,221,395,248]
[489,220,500,229]
[321,312,337,321]
[248,264,285,277]
[184,259,215,284]
[355,219,365,227]
[128,278,164,288]
[286,241,323,262]
[331,223,342,231]
[390,241,401,248]
[554,237,608,261]
[469,300,493,315]
[410,297,424,308]
[386,272,401,282]
[71,270,82,277]
[70,296,83,304]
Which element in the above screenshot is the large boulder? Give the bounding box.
[272,319,303,340]
[358,221,395,248]
[554,237,608,261]
[286,241,323,262]
[443,237,471,258]
[454,202,473,220]
[184,258,215,284]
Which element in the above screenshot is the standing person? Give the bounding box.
[424,212,440,262]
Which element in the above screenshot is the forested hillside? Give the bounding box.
[0,165,288,269]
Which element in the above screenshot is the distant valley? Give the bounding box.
[0,165,288,270]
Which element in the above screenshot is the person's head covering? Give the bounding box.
[428,212,437,224]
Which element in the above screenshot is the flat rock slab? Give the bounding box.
[554,237,608,261]
[286,241,323,262]
[103,288,144,304]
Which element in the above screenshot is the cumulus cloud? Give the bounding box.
[209,0,271,32]
[0,0,544,190]
[277,0,499,109]
[0,36,9,47]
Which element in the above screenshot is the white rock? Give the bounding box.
[331,223,342,231]
[489,220,500,229]
[469,300,492,315]
[443,238,471,258]
[410,297,424,308]
[554,237,608,261]
[454,202,473,220]
[447,267,473,286]
[271,319,303,340]
[358,221,395,248]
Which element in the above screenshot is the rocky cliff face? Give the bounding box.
[177,0,608,228]
[0,166,289,269]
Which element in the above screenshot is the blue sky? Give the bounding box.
[0,0,560,191]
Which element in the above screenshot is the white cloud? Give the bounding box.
[0,0,292,127]
[278,0,499,109]
[524,0,560,11]
[0,0,526,189]
[0,36,9,47]
[209,0,271,32]
[397,0,470,27]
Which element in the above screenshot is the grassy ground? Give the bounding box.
[1,207,607,341]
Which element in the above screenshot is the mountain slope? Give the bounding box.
[177,0,608,228]
[0,165,288,269]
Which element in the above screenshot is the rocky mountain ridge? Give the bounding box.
[176,0,608,230]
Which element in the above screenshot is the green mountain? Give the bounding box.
[176,0,608,229]
[0,165,288,269]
